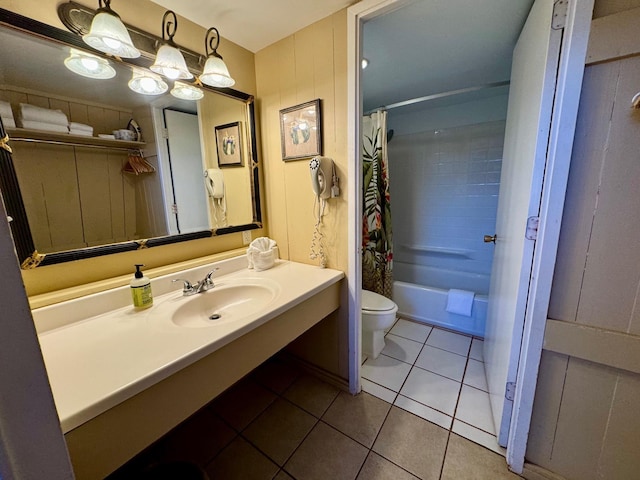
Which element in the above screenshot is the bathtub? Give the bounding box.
[393,280,487,338]
[394,261,490,295]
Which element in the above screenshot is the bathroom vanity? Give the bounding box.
[32,256,343,479]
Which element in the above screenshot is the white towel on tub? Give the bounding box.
[446,289,475,316]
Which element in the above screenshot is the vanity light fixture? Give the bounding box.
[128,68,168,95]
[199,27,235,88]
[64,48,116,79]
[171,81,204,101]
[82,0,140,58]
[151,11,193,80]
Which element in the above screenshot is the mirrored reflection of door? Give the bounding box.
[163,109,208,235]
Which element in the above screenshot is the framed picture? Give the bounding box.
[279,99,322,161]
[215,122,243,167]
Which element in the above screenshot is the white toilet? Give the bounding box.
[362,290,399,359]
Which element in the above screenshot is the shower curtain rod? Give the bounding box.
[365,80,510,115]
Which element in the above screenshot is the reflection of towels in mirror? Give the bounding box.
[18,103,68,126]
[446,289,475,316]
[0,101,15,128]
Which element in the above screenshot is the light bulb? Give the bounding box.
[163,67,181,80]
[80,57,99,71]
[103,37,123,50]
[140,77,157,93]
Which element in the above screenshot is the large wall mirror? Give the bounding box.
[0,6,262,269]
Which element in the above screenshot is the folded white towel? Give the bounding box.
[20,120,69,133]
[247,237,278,271]
[69,129,93,137]
[0,100,13,118]
[0,101,15,128]
[446,289,475,317]
[1,115,16,129]
[69,122,93,132]
[19,103,68,126]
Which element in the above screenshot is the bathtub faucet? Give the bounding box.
[172,268,219,296]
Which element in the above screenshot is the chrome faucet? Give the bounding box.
[172,268,219,296]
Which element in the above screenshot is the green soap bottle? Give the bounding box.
[130,264,153,309]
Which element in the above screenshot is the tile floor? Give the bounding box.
[109,326,522,480]
[362,318,504,455]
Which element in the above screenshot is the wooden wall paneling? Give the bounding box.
[549,358,617,480]
[107,152,127,243]
[548,62,620,321]
[11,143,54,251]
[287,26,325,265]
[588,6,640,62]
[48,98,71,120]
[575,56,640,333]
[25,93,50,110]
[87,105,107,136]
[525,351,569,467]
[40,144,84,250]
[597,372,640,479]
[5,91,27,117]
[544,319,640,374]
[122,168,137,240]
[69,102,89,125]
[76,148,115,246]
[102,108,123,134]
[256,37,292,259]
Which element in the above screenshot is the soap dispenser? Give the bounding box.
[130,264,153,309]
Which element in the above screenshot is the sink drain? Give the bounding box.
[208,313,222,320]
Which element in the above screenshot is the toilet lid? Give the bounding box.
[362,290,396,312]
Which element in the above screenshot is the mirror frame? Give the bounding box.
[0,7,262,268]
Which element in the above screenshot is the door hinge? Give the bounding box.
[526,216,539,240]
[171,204,178,215]
[505,382,516,401]
[552,0,568,30]
[162,128,169,139]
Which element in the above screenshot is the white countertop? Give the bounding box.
[33,258,343,433]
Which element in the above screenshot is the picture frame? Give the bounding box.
[279,99,322,161]
[215,122,243,167]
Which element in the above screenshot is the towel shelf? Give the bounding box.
[5,127,145,151]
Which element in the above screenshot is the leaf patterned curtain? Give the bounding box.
[362,111,393,298]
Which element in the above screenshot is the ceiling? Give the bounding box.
[149,0,356,53]
[362,0,534,112]
[147,0,533,113]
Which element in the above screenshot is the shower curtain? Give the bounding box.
[362,110,393,298]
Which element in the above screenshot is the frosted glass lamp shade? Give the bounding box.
[170,81,204,101]
[199,55,235,88]
[83,11,140,58]
[128,69,168,95]
[151,44,193,80]
[64,49,115,79]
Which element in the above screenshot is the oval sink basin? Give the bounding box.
[168,279,279,328]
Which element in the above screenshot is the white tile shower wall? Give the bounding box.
[388,121,505,294]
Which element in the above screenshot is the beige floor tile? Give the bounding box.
[158,407,236,466]
[441,434,522,480]
[274,470,295,480]
[322,391,391,447]
[205,436,279,480]
[356,452,420,480]
[284,374,340,417]
[251,356,302,394]
[243,398,317,465]
[211,378,277,431]
[285,422,368,480]
[372,406,448,480]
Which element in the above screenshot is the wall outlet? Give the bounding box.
[242,231,252,245]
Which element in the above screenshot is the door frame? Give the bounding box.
[346,0,593,472]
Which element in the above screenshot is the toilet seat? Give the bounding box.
[362,290,396,313]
